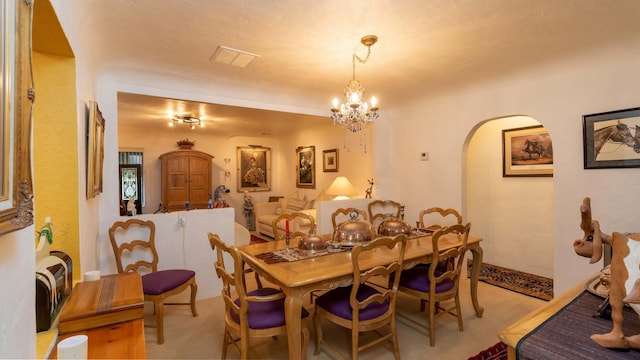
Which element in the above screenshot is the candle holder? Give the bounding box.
[285,235,291,253]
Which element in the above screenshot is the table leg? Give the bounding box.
[284,290,305,359]
[468,243,484,317]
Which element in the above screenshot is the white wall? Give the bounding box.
[97,208,235,300]
[387,40,640,294]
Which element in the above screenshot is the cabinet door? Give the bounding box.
[188,155,211,208]
[165,155,190,209]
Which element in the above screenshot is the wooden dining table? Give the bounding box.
[238,232,484,359]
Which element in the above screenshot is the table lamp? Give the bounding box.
[326,176,356,200]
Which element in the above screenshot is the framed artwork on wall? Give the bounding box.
[322,148,338,172]
[296,145,315,189]
[583,107,640,169]
[237,146,271,192]
[87,101,105,198]
[502,125,553,177]
[0,0,34,235]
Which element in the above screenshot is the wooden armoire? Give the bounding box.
[159,150,214,211]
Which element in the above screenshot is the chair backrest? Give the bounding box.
[368,200,402,228]
[109,219,158,274]
[428,223,471,293]
[350,234,407,320]
[208,233,248,317]
[331,207,368,229]
[418,207,462,231]
[272,211,316,240]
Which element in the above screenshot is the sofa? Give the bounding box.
[254,197,318,239]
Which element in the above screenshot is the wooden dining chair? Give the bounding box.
[368,200,402,228]
[313,234,407,360]
[272,212,316,241]
[208,233,310,360]
[396,223,471,347]
[109,219,198,344]
[418,207,462,230]
[331,207,368,229]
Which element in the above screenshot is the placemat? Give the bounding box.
[256,247,349,263]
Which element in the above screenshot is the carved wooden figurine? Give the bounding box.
[573,197,640,349]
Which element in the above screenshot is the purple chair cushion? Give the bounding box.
[315,284,389,321]
[142,269,195,295]
[399,266,454,293]
[230,287,309,329]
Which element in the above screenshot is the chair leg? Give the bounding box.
[301,320,310,360]
[351,327,359,360]
[390,316,401,360]
[221,329,231,359]
[190,280,198,317]
[455,294,463,331]
[313,311,323,355]
[428,300,436,347]
[156,300,165,345]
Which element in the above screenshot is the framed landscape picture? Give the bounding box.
[237,146,271,192]
[296,145,315,188]
[323,148,338,172]
[583,107,640,169]
[502,125,553,177]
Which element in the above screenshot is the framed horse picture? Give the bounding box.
[502,125,553,177]
[583,107,640,169]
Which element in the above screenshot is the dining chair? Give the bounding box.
[331,207,368,229]
[418,207,462,230]
[396,223,471,347]
[109,219,198,345]
[313,234,407,360]
[368,200,402,228]
[208,233,310,360]
[272,212,316,240]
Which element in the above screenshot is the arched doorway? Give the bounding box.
[463,115,554,280]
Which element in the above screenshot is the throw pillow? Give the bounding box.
[285,198,307,213]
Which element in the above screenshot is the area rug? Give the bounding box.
[468,261,553,301]
[468,342,507,360]
[250,234,269,244]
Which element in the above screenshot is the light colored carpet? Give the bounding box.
[144,277,545,359]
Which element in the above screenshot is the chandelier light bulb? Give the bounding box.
[371,96,377,108]
[332,98,339,109]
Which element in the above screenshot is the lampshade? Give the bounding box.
[326,176,356,200]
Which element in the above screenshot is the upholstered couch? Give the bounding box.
[254,197,317,239]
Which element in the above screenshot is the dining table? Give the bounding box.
[238,231,484,359]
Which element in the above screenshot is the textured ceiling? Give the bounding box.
[56,0,640,138]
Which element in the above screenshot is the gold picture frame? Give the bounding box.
[237,146,271,192]
[502,125,553,177]
[322,148,338,172]
[0,0,34,235]
[87,101,105,198]
[296,145,315,189]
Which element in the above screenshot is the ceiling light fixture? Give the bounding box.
[169,114,204,130]
[330,35,380,135]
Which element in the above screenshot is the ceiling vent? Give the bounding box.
[209,45,260,68]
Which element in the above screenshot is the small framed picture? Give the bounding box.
[583,107,640,169]
[323,148,338,172]
[296,145,315,189]
[502,125,553,177]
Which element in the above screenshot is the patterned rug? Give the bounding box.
[468,342,507,360]
[468,261,553,301]
[250,234,269,244]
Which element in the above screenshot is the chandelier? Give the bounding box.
[330,35,379,133]
[169,114,203,130]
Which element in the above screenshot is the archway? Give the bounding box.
[463,115,554,280]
